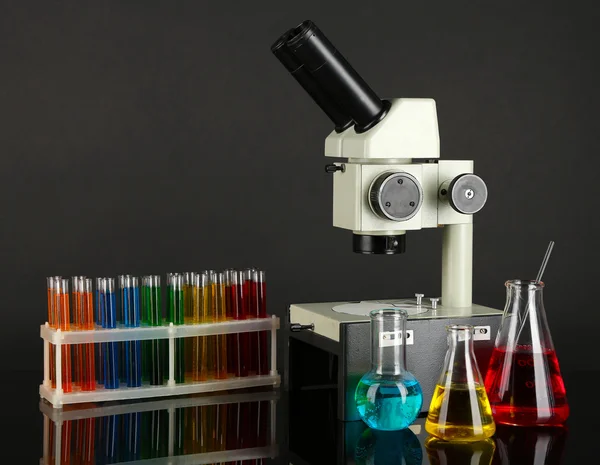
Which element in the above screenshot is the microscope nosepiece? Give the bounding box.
[271,29,353,133]
[353,234,406,254]
[284,20,390,133]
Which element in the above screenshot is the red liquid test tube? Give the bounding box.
[248,269,258,374]
[254,270,268,375]
[227,271,244,377]
[239,270,252,377]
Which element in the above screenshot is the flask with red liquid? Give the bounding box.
[484,279,569,426]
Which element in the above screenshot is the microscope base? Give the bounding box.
[286,298,502,421]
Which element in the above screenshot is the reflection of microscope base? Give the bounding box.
[286,299,502,421]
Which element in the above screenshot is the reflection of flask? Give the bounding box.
[425,436,495,465]
[355,309,423,430]
[425,325,495,442]
[484,280,569,426]
[355,428,423,465]
[493,425,567,465]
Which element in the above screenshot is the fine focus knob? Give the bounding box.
[369,171,423,221]
[447,174,488,215]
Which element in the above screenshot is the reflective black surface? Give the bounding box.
[1,371,596,462]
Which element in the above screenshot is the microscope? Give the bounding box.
[271,20,503,421]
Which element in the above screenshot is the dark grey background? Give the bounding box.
[1,1,598,375]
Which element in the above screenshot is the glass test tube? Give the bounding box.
[200,271,215,381]
[225,270,238,376]
[118,275,127,384]
[231,270,248,377]
[215,272,228,379]
[72,276,84,386]
[144,275,163,385]
[81,278,96,391]
[240,269,254,375]
[192,273,202,381]
[122,276,142,387]
[46,276,59,388]
[95,277,104,385]
[58,278,73,392]
[254,270,269,375]
[168,273,185,383]
[101,277,119,389]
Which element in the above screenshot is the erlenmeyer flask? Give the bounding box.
[484,280,569,426]
[354,309,423,431]
[425,325,495,442]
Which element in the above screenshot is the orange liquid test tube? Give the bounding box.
[81,278,96,391]
[58,278,73,393]
[47,276,59,388]
[72,277,83,387]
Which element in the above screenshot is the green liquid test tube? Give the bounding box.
[143,275,163,385]
[168,273,185,383]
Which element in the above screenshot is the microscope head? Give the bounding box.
[271,21,488,255]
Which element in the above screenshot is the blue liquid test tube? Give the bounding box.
[95,277,105,385]
[124,276,142,387]
[102,277,119,389]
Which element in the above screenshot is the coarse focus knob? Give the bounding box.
[369,171,423,221]
[325,164,345,173]
[446,174,488,215]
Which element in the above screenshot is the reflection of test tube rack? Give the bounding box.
[40,316,280,406]
[40,390,279,464]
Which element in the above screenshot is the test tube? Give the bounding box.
[58,278,73,393]
[118,275,128,384]
[95,277,104,385]
[192,273,202,381]
[101,277,119,389]
[225,270,237,377]
[72,276,84,386]
[242,269,255,374]
[237,270,250,377]
[200,271,215,380]
[215,272,228,379]
[46,276,59,388]
[144,275,163,385]
[168,273,185,383]
[123,276,142,387]
[254,270,268,375]
[81,278,96,391]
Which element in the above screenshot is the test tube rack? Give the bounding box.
[40,389,279,465]
[40,316,280,407]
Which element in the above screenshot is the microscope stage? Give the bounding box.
[289,298,502,342]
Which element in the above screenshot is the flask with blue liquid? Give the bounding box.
[355,308,423,430]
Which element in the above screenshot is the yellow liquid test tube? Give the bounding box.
[201,271,216,381]
[215,272,228,379]
[183,272,194,381]
[192,273,203,381]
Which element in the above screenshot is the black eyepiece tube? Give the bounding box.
[285,20,390,133]
[271,30,354,133]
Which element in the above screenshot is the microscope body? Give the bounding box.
[271,21,502,421]
[325,97,478,308]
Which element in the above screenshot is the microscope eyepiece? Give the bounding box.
[271,28,353,133]
[282,20,390,133]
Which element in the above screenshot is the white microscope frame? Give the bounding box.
[325,98,475,308]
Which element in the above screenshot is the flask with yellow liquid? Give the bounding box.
[425,324,496,442]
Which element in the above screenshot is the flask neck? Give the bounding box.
[500,279,553,350]
[370,310,407,375]
[438,326,484,386]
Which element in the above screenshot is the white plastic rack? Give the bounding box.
[40,316,280,407]
[40,389,279,465]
